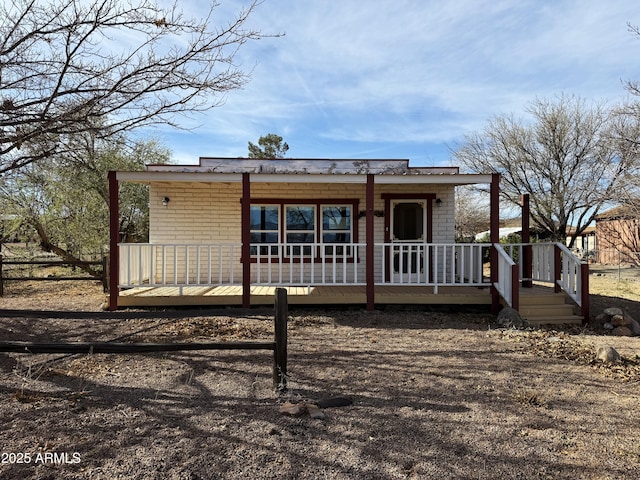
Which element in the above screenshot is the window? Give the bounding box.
[250,205,279,255]
[392,201,424,241]
[321,205,352,255]
[285,205,315,256]
[249,200,357,259]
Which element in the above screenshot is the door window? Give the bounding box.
[392,202,424,241]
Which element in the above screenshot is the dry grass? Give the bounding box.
[589,270,640,301]
[588,264,640,323]
[0,273,640,479]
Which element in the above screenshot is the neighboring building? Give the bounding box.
[595,205,640,265]
[566,225,596,261]
[474,227,521,241]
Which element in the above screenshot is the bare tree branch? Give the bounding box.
[452,94,638,246]
[0,0,276,173]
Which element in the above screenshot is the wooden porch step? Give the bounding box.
[518,304,576,317]
[518,291,567,305]
[513,286,584,326]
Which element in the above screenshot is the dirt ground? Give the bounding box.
[1,281,640,479]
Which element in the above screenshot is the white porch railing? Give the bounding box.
[376,243,490,291]
[119,242,492,290]
[500,242,554,283]
[117,240,587,315]
[252,243,367,286]
[555,243,586,306]
[501,242,587,308]
[119,243,241,288]
[119,243,152,286]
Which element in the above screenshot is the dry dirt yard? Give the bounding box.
[1,280,640,479]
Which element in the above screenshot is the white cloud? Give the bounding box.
[140,0,640,163]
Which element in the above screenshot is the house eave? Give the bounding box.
[116,170,493,185]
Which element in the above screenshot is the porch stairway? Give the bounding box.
[515,287,584,326]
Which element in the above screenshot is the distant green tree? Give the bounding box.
[248,134,289,158]
[0,134,171,274]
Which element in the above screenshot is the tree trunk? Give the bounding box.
[32,220,101,277]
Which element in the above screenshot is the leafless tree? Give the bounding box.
[452,94,637,247]
[0,0,272,173]
[594,23,640,263]
[454,186,490,242]
[595,111,640,264]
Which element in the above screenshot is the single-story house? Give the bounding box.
[107,158,588,323]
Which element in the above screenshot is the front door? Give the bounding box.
[390,200,426,281]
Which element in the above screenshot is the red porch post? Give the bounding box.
[580,262,590,323]
[521,194,532,288]
[366,174,375,311]
[490,173,500,314]
[553,244,562,293]
[241,173,251,308]
[108,171,119,311]
[511,263,520,310]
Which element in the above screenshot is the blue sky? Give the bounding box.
[143,0,640,166]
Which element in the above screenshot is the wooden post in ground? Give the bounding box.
[0,254,4,297]
[273,287,288,391]
[241,173,251,308]
[108,171,119,310]
[365,174,375,311]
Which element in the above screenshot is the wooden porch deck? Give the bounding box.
[117,284,496,308]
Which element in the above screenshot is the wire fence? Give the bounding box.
[583,249,640,282]
[0,255,108,296]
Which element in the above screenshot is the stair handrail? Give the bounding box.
[554,243,589,319]
[493,244,520,309]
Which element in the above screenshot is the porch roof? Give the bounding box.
[115,158,492,185]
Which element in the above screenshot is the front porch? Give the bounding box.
[113,240,589,324]
[117,282,578,324]
[118,284,493,308]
